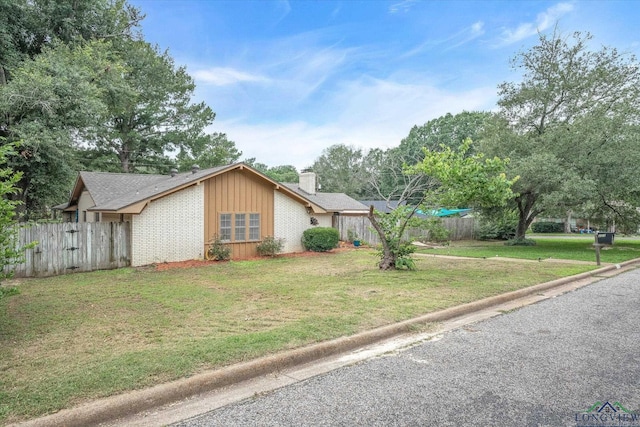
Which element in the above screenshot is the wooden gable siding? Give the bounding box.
[203,168,274,259]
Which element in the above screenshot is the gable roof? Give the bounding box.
[63,163,361,215]
[282,183,368,213]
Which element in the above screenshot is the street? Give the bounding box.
[173,267,640,427]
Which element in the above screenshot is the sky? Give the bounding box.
[129,0,640,170]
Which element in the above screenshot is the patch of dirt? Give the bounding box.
[153,242,363,271]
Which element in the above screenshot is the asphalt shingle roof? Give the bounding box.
[359,200,406,213]
[282,183,368,212]
[80,166,228,211]
[72,165,367,214]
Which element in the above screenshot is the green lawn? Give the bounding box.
[418,236,640,263]
[0,247,614,424]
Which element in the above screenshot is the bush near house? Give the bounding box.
[531,222,565,233]
[256,236,285,257]
[206,236,231,261]
[302,227,339,252]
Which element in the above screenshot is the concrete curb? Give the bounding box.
[14,259,640,427]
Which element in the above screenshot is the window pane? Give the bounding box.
[249,213,260,241]
[235,213,246,241]
[220,214,232,241]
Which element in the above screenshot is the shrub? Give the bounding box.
[206,235,231,261]
[531,221,564,233]
[475,212,517,240]
[424,218,450,243]
[393,241,417,270]
[302,227,339,252]
[256,236,284,257]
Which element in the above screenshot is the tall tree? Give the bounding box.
[0,0,142,85]
[0,0,143,218]
[176,133,241,171]
[311,144,368,198]
[0,41,117,217]
[83,38,220,173]
[482,30,640,238]
[396,111,492,164]
[243,160,299,183]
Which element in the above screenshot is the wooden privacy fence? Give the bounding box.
[336,215,475,246]
[7,222,131,278]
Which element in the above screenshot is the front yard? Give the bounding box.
[0,246,617,423]
[418,236,640,263]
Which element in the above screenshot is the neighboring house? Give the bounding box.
[360,200,406,214]
[55,164,368,266]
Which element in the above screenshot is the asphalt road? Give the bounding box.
[173,267,640,427]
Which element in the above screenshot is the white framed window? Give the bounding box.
[220,213,232,241]
[249,213,260,241]
[235,213,246,241]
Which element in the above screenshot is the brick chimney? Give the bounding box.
[299,172,317,195]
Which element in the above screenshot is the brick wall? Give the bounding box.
[274,191,332,253]
[131,185,204,266]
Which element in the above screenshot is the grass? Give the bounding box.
[418,236,640,263]
[0,247,612,423]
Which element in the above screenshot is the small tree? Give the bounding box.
[368,204,422,270]
[0,142,35,282]
[369,139,516,270]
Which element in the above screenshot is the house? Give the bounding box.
[55,164,368,266]
[359,200,406,214]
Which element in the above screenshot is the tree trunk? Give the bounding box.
[367,206,396,270]
[119,150,131,173]
[515,215,529,239]
[565,210,572,233]
[515,192,539,239]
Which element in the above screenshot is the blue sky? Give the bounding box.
[129,0,640,170]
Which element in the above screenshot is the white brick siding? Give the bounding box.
[274,191,333,253]
[131,184,204,266]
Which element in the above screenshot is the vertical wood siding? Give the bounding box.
[6,222,130,278]
[204,169,275,259]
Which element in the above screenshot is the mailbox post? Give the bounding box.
[593,232,615,266]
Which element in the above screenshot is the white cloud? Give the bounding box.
[402,21,486,58]
[389,0,418,14]
[210,78,497,170]
[498,2,575,45]
[192,67,270,86]
[273,0,292,26]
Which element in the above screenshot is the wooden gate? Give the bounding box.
[7,222,131,278]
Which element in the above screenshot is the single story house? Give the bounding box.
[56,163,368,266]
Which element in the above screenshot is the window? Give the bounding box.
[220,214,232,241]
[249,213,260,241]
[235,213,246,241]
[220,213,260,242]
[94,212,100,222]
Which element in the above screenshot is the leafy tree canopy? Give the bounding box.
[311,144,368,198]
[481,30,640,238]
[0,0,241,219]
